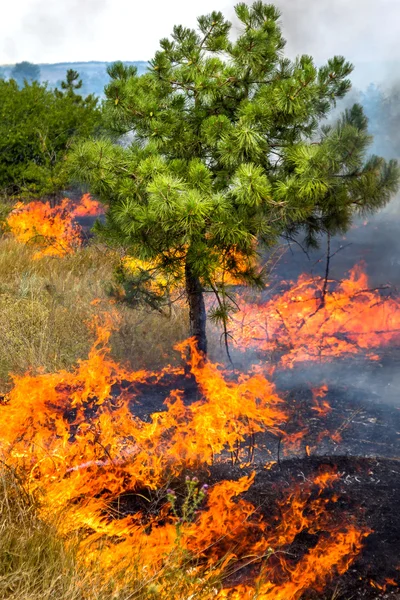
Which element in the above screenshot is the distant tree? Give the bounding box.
[0,74,100,200]
[69,1,399,354]
[11,61,41,86]
[57,69,83,97]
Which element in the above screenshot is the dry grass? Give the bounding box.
[0,470,222,600]
[0,235,188,392]
[0,470,84,600]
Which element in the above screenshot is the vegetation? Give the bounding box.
[0,469,226,600]
[10,61,41,86]
[0,4,399,598]
[0,73,100,201]
[69,1,399,353]
[0,470,79,600]
[55,68,84,97]
[0,237,187,392]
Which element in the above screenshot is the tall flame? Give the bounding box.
[6,194,103,259]
[7,199,82,258]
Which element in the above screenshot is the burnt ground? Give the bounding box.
[122,359,400,599]
[127,362,400,461]
[209,456,400,600]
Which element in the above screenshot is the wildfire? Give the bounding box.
[71,192,104,217]
[120,244,260,303]
[231,263,400,367]
[6,194,103,259]
[0,314,370,598]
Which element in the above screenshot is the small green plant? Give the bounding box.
[167,477,208,524]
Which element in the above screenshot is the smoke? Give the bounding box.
[226,1,400,407]
[270,0,400,88]
[3,0,108,63]
[231,0,399,89]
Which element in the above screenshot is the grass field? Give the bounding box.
[0,235,189,392]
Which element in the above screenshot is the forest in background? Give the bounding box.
[2,59,400,159]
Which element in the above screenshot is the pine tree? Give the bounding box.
[69,1,399,354]
[59,69,83,95]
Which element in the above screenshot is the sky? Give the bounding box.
[1,0,400,86]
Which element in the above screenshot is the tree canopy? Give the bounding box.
[56,69,83,98]
[69,1,399,353]
[0,73,100,200]
[11,61,41,86]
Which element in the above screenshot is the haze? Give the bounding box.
[2,0,400,87]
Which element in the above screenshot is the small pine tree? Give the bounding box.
[60,69,82,94]
[69,1,399,354]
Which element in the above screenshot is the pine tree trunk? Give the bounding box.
[185,259,207,355]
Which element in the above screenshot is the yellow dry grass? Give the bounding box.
[0,235,188,392]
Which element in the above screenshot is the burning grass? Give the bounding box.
[231,263,400,367]
[0,196,399,597]
[0,315,373,600]
[0,470,82,600]
[0,469,221,600]
[5,194,104,259]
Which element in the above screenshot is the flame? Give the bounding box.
[6,194,103,259]
[7,199,82,258]
[370,578,399,591]
[0,320,287,502]
[0,314,370,597]
[71,193,104,217]
[231,264,400,367]
[311,384,332,417]
[122,254,181,298]
[214,469,368,599]
[211,245,261,286]
[121,244,258,301]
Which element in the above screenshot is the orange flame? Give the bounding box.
[215,469,368,599]
[231,264,400,367]
[311,384,332,417]
[0,315,370,597]
[7,199,82,258]
[71,193,104,217]
[6,194,103,259]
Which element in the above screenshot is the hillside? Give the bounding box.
[0,60,149,97]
